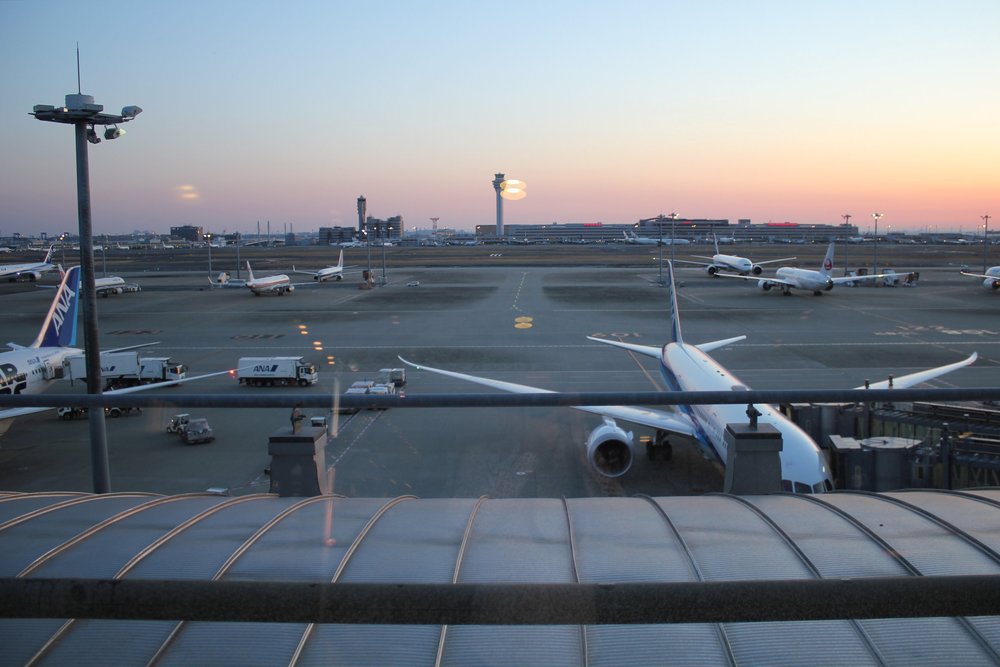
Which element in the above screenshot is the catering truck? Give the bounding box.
[65,352,187,390]
[235,356,318,387]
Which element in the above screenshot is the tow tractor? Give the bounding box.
[166,413,215,445]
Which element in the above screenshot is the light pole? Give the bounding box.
[983,214,992,273]
[204,233,213,277]
[381,224,392,285]
[31,72,142,494]
[841,214,852,276]
[871,213,883,277]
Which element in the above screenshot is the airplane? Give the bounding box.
[718,242,897,295]
[622,231,691,246]
[0,265,236,426]
[960,267,1000,290]
[244,261,294,295]
[676,234,795,276]
[94,276,141,297]
[292,249,349,282]
[399,261,977,494]
[0,245,57,282]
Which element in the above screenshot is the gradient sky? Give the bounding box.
[2,1,998,236]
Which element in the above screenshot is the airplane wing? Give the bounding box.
[586,335,746,356]
[829,273,897,285]
[398,356,699,438]
[0,368,236,423]
[855,352,977,390]
[753,257,797,266]
[714,273,799,288]
[960,271,997,280]
[291,266,319,277]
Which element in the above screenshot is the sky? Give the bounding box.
[1,1,998,236]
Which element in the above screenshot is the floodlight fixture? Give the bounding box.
[86,127,101,144]
[120,105,143,120]
[104,126,125,140]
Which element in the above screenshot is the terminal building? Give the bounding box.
[474,219,860,244]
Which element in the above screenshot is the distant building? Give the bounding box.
[170,225,203,242]
[363,215,403,242]
[318,227,357,245]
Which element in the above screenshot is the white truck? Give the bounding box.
[65,352,187,390]
[236,356,318,387]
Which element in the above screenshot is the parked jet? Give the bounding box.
[960,267,1000,290]
[622,231,690,246]
[0,265,235,425]
[0,245,57,282]
[293,249,350,282]
[720,242,895,295]
[400,262,976,493]
[94,276,141,296]
[244,261,294,295]
[677,234,795,276]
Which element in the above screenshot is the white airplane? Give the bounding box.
[0,265,236,426]
[677,234,795,276]
[399,262,977,493]
[622,231,691,246]
[960,267,1000,290]
[0,245,57,282]
[244,261,294,296]
[94,276,141,297]
[719,242,896,295]
[292,249,350,282]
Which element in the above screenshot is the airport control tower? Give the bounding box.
[492,173,505,237]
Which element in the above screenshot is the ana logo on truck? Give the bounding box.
[254,364,279,373]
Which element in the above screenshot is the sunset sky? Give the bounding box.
[1,1,997,236]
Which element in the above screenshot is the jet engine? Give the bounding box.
[757,280,773,291]
[705,266,718,276]
[984,278,1000,290]
[586,421,634,478]
[751,264,763,275]
[286,285,295,293]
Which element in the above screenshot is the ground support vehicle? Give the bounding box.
[235,356,318,387]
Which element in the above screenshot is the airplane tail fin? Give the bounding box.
[665,261,683,345]
[336,249,344,269]
[819,243,835,278]
[42,245,55,265]
[712,233,720,254]
[31,265,80,349]
[245,260,255,282]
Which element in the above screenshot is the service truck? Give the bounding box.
[236,356,318,387]
[65,352,187,390]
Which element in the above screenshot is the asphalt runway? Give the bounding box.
[0,256,996,498]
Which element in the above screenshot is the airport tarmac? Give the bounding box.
[0,259,996,498]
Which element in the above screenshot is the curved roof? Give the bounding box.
[3,489,1000,665]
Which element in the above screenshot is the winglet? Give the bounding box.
[32,265,80,349]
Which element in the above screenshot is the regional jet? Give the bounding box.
[292,249,350,282]
[719,242,896,295]
[677,234,795,276]
[244,261,294,295]
[400,262,976,493]
[960,267,1000,290]
[0,245,57,282]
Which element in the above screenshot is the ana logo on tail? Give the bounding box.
[38,266,80,348]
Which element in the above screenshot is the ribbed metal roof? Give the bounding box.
[3,489,1000,666]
